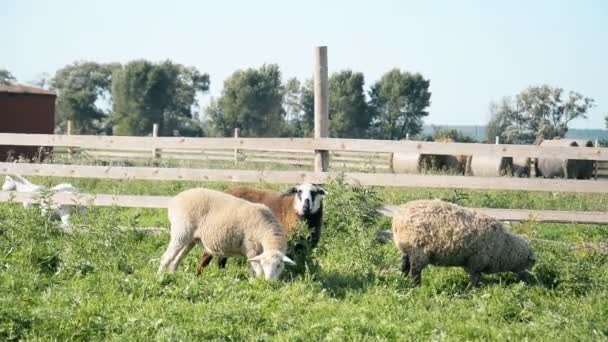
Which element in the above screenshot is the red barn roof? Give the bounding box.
[0,84,55,96]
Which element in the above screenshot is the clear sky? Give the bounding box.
[2,0,607,128]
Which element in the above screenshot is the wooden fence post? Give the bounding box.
[152,124,159,159]
[594,139,599,180]
[234,128,240,166]
[313,46,329,172]
[495,136,500,145]
[66,120,74,159]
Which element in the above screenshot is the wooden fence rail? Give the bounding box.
[379,205,608,225]
[2,191,607,224]
[1,133,606,161]
[1,162,607,193]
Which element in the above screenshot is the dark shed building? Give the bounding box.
[0,84,56,161]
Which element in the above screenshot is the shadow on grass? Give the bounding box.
[318,271,378,299]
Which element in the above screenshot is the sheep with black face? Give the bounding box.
[197,183,326,274]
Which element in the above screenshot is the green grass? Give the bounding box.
[1,180,607,340]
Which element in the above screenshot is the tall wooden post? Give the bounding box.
[66,120,74,159]
[152,124,159,159]
[313,46,329,172]
[234,128,240,166]
[594,139,599,180]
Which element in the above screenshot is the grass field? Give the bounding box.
[1,178,607,340]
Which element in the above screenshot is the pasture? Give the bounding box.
[1,178,607,340]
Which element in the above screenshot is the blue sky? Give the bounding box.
[2,0,607,128]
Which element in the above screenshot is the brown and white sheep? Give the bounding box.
[197,183,326,274]
[392,199,536,287]
[158,188,295,281]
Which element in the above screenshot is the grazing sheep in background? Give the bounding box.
[2,175,84,229]
[159,188,296,281]
[392,199,536,287]
[197,183,326,274]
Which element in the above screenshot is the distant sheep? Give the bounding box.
[197,183,326,274]
[392,199,536,287]
[159,188,295,281]
[2,175,84,229]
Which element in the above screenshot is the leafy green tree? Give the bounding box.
[368,69,431,140]
[207,64,285,137]
[281,78,314,137]
[0,69,16,85]
[486,97,535,144]
[111,60,209,136]
[329,70,370,138]
[432,127,476,143]
[488,85,594,144]
[51,62,119,134]
[28,72,51,89]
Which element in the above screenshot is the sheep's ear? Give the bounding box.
[315,185,327,196]
[285,187,298,194]
[248,254,263,263]
[282,255,296,266]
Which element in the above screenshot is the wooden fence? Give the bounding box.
[1,132,607,225]
[0,133,605,161]
[2,191,608,225]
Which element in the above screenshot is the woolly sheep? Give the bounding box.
[158,187,296,281]
[392,199,536,287]
[2,175,84,229]
[197,183,326,274]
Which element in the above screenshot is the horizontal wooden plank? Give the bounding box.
[3,191,606,225]
[243,151,314,160]
[380,205,608,224]
[0,162,325,184]
[1,133,606,160]
[240,157,310,166]
[0,191,171,208]
[1,162,607,193]
[344,172,608,193]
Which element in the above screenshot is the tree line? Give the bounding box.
[0,63,602,143]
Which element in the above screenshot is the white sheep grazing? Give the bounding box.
[392,199,536,287]
[197,183,326,274]
[158,187,296,281]
[2,175,84,229]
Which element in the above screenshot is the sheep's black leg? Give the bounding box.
[400,254,410,276]
[410,268,422,287]
[469,272,481,287]
[408,253,427,287]
[196,253,213,275]
[217,257,228,269]
[517,271,530,283]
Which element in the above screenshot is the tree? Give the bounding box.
[486,97,535,144]
[51,62,118,134]
[207,64,285,137]
[0,68,16,85]
[281,78,314,137]
[329,70,370,138]
[368,69,431,140]
[111,60,209,136]
[487,85,594,144]
[431,127,476,143]
[29,72,51,89]
[605,114,607,129]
